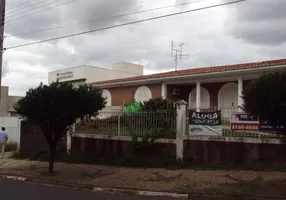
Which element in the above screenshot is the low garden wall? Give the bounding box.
[71,134,176,158]
[71,134,286,168]
[183,139,286,168]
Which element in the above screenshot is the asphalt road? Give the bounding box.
[0,178,177,200]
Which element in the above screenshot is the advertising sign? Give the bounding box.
[230,113,259,131]
[189,110,222,136]
[231,113,284,133]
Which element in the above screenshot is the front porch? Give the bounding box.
[162,75,253,118]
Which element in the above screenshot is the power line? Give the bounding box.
[7,0,207,38]
[6,0,77,19]
[5,0,78,23]
[5,0,36,11]
[6,0,54,16]
[4,0,246,50]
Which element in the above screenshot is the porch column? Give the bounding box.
[161,83,167,99]
[196,81,201,112]
[238,77,244,112]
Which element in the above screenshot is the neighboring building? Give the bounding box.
[48,62,144,88]
[0,86,22,116]
[89,58,286,117]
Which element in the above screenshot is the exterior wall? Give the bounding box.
[48,63,144,85]
[112,62,143,75]
[19,121,67,156]
[0,86,9,116]
[8,96,22,109]
[70,135,286,168]
[183,140,286,168]
[71,136,175,158]
[106,84,162,106]
[48,66,86,84]
[0,86,22,116]
[0,117,21,144]
[84,66,141,83]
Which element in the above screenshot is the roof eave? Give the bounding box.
[91,64,286,88]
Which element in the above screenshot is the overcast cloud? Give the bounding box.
[3,0,286,96]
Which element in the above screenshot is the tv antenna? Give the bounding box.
[171,40,189,71]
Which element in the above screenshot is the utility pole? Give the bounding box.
[0,0,6,107]
[171,40,189,71]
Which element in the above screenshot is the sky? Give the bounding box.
[3,0,286,96]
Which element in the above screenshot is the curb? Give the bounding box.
[0,174,189,199]
[1,173,286,200]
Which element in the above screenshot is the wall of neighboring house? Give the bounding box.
[0,86,22,116]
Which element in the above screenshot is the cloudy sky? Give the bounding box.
[3,0,286,96]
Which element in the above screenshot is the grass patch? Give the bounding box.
[5,142,18,152]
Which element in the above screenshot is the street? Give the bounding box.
[0,178,177,200]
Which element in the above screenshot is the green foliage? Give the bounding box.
[142,97,174,111]
[125,101,143,113]
[14,82,106,172]
[5,142,18,152]
[122,98,177,155]
[242,70,286,136]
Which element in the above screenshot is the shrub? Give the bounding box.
[5,142,18,152]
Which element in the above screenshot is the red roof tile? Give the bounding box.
[89,58,286,85]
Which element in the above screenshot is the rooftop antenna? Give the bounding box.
[171,40,189,71]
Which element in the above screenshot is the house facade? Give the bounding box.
[89,58,286,117]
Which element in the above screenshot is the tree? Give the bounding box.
[14,82,106,173]
[242,70,286,137]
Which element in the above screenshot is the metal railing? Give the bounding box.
[75,107,176,138]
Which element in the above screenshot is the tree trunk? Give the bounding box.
[49,143,57,173]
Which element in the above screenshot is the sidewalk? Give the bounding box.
[0,158,286,199]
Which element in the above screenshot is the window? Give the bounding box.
[134,86,152,102]
[102,89,112,106]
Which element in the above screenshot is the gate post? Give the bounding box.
[175,100,187,162]
[67,124,75,154]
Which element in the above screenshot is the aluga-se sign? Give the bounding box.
[189,110,222,136]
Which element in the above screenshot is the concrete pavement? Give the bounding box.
[1,158,285,199]
[0,178,178,200]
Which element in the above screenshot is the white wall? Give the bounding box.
[48,66,86,84]
[112,62,143,75]
[48,62,144,85]
[0,117,21,145]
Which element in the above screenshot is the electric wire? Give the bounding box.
[4,0,246,50]
[7,0,206,38]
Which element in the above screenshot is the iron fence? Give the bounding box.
[75,107,176,138]
[75,106,281,139]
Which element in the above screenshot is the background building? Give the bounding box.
[48,62,144,87]
[0,86,22,116]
